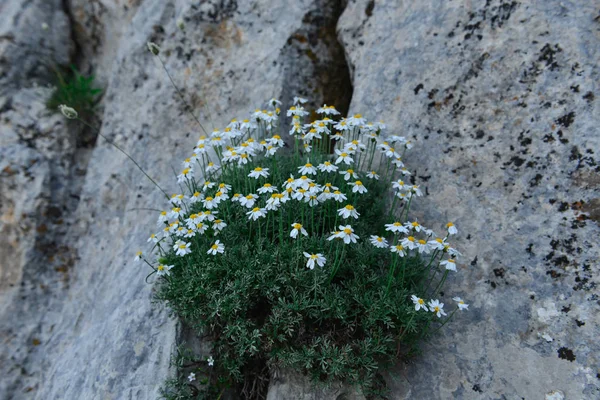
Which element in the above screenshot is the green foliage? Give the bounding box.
[154,147,442,399]
[47,65,102,116]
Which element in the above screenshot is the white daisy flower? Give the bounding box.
[401,236,417,250]
[134,251,143,262]
[440,258,457,272]
[202,197,217,210]
[187,372,196,382]
[446,222,458,235]
[294,175,312,190]
[290,223,308,239]
[184,229,196,238]
[303,252,326,269]
[334,149,353,165]
[293,96,308,105]
[406,221,425,233]
[338,204,360,219]
[303,143,312,153]
[385,222,409,234]
[247,207,267,221]
[248,167,269,180]
[194,143,208,155]
[217,183,232,194]
[369,235,388,249]
[298,162,317,175]
[333,119,350,132]
[338,225,359,244]
[392,180,409,191]
[391,244,407,257]
[411,295,428,311]
[170,194,185,205]
[266,193,284,211]
[341,169,358,181]
[174,240,191,256]
[287,106,309,117]
[147,234,159,244]
[304,194,320,207]
[212,219,227,233]
[240,118,257,131]
[189,191,203,204]
[399,167,411,176]
[350,180,367,194]
[317,161,338,173]
[231,193,242,203]
[239,194,258,209]
[206,161,217,174]
[428,299,447,318]
[428,238,448,251]
[453,297,469,311]
[331,190,347,202]
[206,240,225,256]
[347,113,366,126]
[257,183,278,194]
[207,356,215,366]
[156,264,174,277]
[366,171,380,180]
[410,185,423,197]
[392,157,404,168]
[268,135,284,147]
[194,222,207,234]
[202,181,216,192]
[316,104,340,115]
[168,207,183,219]
[157,211,168,225]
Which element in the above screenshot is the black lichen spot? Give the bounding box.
[538,43,562,71]
[471,256,478,267]
[557,347,575,362]
[561,305,571,313]
[558,202,569,212]
[570,84,580,93]
[472,384,483,393]
[414,83,424,95]
[475,130,485,139]
[575,319,585,327]
[530,174,542,187]
[493,268,505,278]
[556,112,575,128]
[526,243,535,256]
[553,255,569,268]
[365,0,375,17]
[583,91,594,103]
[543,133,555,143]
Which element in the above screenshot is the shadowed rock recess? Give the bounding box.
[0,0,598,399]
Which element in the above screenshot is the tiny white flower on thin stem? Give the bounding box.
[350,180,367,194]
[147,234,159,243]
[202,197,217,210]
[187,372,196,382]
[303,252,326,269]
[248,167,269,179]
[366,171,380,180]
[170,194,185,205]
[338,204,360,219]
[290,223,308,239]
[177,168,193,183]
[207,240,225,255]
[446,222,458,235]
[338,225,359,244]
[156,264,174,277]
[440,258,457,272]
[369,235,388,248]
[428,299,447,318]
[391,244,407,257]
[453,297,469,311]
[147,41,160,55]
[293,96,308,105]
[157,211,168,225]
[385,222,409,234]
[317,161,338,173]
[207,356,215,366]
[247,207,267,221]
[410,185,423,196]
[134,251,143,262]
[59,105,78,119]
[411,295,428,311]
[174,240,191,256]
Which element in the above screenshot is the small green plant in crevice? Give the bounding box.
[47,65,102,117]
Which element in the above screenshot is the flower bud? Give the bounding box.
[176,18,185,30]
[147,42,160,55]
[59,105,78,119]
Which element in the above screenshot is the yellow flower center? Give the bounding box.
[334,190,341,195]
[407,236,415,242]
[376,237,383,242]
[343,228,352,234]
[418,240,426,245]
[355,181,363,186]
[412,222,420,227]
[193,192,200,197]
[393,222,401,226]
[447,222,454,227]
[215,219,222,224]
[273,135,281,140]
[353,113,362,118]
[211,244,218,250]
[300,176,308,180]
[264,183,272,188]
[293,223,302,229]
[310,254,318,259]
[178,244,186,249]
[246,195,254,200]
[157,265,164,271]
[341,152,348,157]
[252,207,260,212]
[243,119,249,123]
[418,299,424,305]
[205,197,213,201]
[345,205,354,210]
[436,238,443,243]
[305,163,313,168]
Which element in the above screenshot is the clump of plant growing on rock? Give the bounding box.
[63,40,469,399]
[48,65,102,118]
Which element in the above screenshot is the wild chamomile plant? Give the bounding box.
[62,41,469,400]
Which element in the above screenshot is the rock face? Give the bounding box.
[0,0,598,399]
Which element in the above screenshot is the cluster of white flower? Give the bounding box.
[134,96,467,317]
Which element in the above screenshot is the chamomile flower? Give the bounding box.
[392,179,409,191]
[239,194,258,208]
[440,258,457,272]
[334,149,353,165]
[231,193,242,203]
[446,222,458,235]
[212,219,227,233]
[266,193,284,210]
[168,207,183,219]
[156,264,174,277]
[290,223,308,239]
[257,183,278,194]
[134,251,143,262]
[268,134,284,147]
[206,161,217,174]
[184,229,196,238]
[385,222,408,234]
[341,169,358,181]
[401,236,417,250]
[317,104,340,115]
[428,299,447,318]
[287,106,309,117]
[391,244,407,257]
[347,113,366,126]
[218,183,232,194]
[293,96,308,105]
[317,161,338,173]
[350,180,367,194]
[247,207,267,221]
[157,211,168,225]
[415,239,430,254]
[304,194,320,207]
[331,190,347,202]
[202,197,217,210]
[406,221,425,233]
[248,166,270,179]
[410,185,423,197]
[366,171,380,180]
[338,204,360,219]
[453,297,469,311]
[303,143,312,153]
[338,225,359,244]
[427,237,447,251]
[174,240,191,256]
[194,222,207,234]
[369,235,388,248]
[207,240,225,255]
[303,252,326,269]
[411,295,428,311]
[202,181,216,191]
[298,162,317,175]
[189,191,203,204]
[170,194,185,205]
[147,233,159,243]
[289,123,303,136]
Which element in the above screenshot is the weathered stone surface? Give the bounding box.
[2,0,599,399]
[338,0,600,399]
